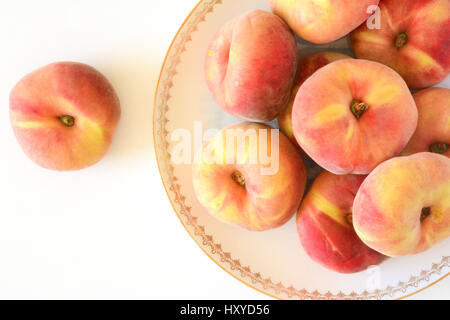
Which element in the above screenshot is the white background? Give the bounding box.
[0,0,447,299]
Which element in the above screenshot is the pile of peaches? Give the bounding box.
[193,0,450,273]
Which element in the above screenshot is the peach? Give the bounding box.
[192,122,307,231]
[205,10,298,122]
[278,52,351,147]
[292,59,418,175]
[10,62,121,171]
[353,153,450,257]
[269,0,380,44]
[402,88,450,158]
[350,0,450,89]
[297,171,386,273]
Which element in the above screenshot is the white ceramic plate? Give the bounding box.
[154,0,449,299]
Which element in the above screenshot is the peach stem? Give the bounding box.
[395,32,408,49]
[350,100,369,119]
[421,207,431,222]
[231,171,246,187]
[429,142,449,154]
[346,213,353,226]
[59,115,75,127]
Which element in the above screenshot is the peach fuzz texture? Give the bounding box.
[205,10,298,122]
[192,122,307,231]
[402,87,450,158]
[353,153,450,257]
[278,51,351,147]
[292,59,418,175]
[10,62,121,171]
[269,0,380,44]
[297,171,386,274]
[350,0,450,89]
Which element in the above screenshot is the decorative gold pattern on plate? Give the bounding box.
[154,0,449,299]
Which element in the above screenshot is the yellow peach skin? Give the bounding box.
[269,0,380,44]
[353,153,450,257]
[192,122,307,231]
[292,59,418,175]
[402,88,450,158]
[10,62,121,171]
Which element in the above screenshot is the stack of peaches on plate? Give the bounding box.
[193,0,450,274]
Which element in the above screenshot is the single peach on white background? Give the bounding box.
[10,62,121,171]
